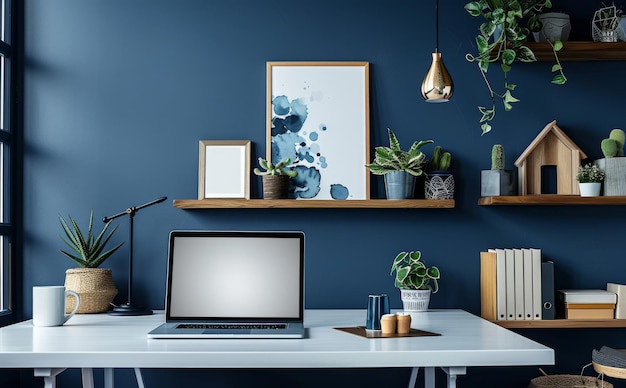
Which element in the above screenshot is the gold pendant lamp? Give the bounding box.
[421,0,454,103]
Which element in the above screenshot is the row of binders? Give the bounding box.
[480,248,554,321]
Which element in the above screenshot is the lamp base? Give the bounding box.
[107,303,153,316]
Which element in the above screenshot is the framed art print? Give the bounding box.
[267,62,370,200]
[198,140,251,200]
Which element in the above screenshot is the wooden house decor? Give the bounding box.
[514,120,587,195]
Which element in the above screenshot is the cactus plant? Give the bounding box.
[491,144,505,170]
[253,157,297,178]
[428,146,452,172]
[601,129,625,157]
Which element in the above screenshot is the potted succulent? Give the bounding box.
[424,146,454,200]
[576,163,605,197]
[592,4,624,42]
[59,210,123,313]
[464,0,567,135]
[481,144,517,196]
[390,250,441,312]
[254,157,297,199]
[595,129,626,196]
[366,128,433,200]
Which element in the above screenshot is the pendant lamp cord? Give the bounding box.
[435,0,439,53]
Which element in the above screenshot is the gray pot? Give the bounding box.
[595,158,626,196]
[384,171,415,200]
[481,170,517,196]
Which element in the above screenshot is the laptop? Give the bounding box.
[148,230,305,339]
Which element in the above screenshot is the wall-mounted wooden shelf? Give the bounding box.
[492,319,626,329]
[173,199,455,209]
[478,195,626,206]
[526,41,626,61]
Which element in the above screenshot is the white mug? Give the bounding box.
[33,286,80,327]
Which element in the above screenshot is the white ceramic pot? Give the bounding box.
[579,182,601,197]
[400,289,431,312]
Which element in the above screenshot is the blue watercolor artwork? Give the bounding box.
[269,64,369,200]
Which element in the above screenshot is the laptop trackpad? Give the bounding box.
[204,328,252,335]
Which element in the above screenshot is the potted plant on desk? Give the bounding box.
[366,128,433,200]
[59,210,123,313]
[390,250,441,312]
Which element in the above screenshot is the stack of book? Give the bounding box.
[480,248,554,321]
[556,289,617,319]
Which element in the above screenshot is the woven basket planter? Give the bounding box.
[64,268,118,314]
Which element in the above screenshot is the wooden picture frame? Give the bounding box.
[198,140,251,200]
[266,61,370,200]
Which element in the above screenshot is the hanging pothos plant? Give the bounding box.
[465,0,567,135]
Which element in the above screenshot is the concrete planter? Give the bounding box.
[594,158,626,196]
[481,170,517,196]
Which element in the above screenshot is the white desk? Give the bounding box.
[0,309,554,388]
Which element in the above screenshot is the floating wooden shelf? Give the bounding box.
[491,319,626,329]
[526,41,626,61]
[173,199,455,209]
[478,195,626,206]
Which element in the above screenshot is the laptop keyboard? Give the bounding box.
[177,323,287,330]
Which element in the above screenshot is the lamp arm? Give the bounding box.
[103,196,167,223]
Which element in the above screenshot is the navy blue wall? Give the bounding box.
[17,0,626,387]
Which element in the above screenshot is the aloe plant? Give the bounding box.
[366,128,433,176]
[253,157,297,178]
[59,210,124,268]
[390,250,440,293]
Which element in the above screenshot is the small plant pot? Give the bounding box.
[384,171,416,200]
[533,12,571,42]
[424,172,454,200]
[400,289,431,312]
[481,170,517,196]
[579,182,602,197]
[64,268,118,314]
[595,158,626,196]
[262,175,289,199]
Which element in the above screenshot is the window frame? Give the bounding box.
[0,0,22,327]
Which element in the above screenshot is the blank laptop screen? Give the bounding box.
[166,231,304,320]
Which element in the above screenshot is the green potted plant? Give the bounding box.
[424,146,454,200]
[595,128,626,196]
[59,210,124,313]
[481,144,517,196]
[592,4,623,42]
[464,0,567,135]
[576,163,605,197]
[390,250,441,312]
[254,157,297,199]
[366,128,433,200]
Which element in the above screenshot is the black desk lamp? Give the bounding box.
[103,196,167,316]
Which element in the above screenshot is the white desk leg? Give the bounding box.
[134,368,145,388]
[104,368,114,388]
[424,367,435,388]
[81,368,94,388]
[34,368,66,388]
[408,367,419,387]
[440,366,467,388]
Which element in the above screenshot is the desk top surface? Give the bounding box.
[0,309,554,369]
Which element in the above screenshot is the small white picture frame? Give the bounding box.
[198,140,251,199]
